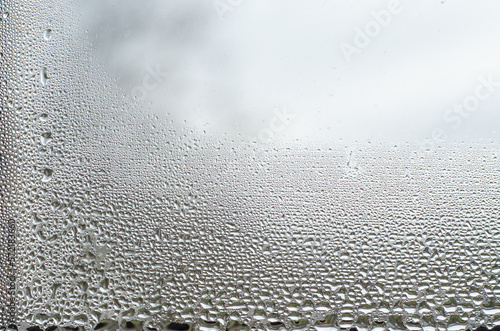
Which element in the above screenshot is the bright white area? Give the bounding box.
[82,0,500,143]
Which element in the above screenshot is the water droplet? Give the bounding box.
[43,29,53,41]
[40,67,48,86]
[41,132,52,145]
[41,168,53,182]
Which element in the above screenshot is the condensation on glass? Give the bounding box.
[1,0,500,330]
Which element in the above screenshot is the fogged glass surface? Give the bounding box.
[1,0,500,330]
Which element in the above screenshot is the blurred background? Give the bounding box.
[80,0,500,144]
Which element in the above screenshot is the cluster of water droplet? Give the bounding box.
[3,0,500,331]
[1,0,21,327]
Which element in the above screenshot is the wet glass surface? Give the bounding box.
[1,1,500,330]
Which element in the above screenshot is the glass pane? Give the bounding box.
[1,0,500,330]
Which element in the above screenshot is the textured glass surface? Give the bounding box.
[1,1,500,330]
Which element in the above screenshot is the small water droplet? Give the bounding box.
[40,67,48,86]
[42,168,53,182]
[41,132,52,145]
[43,29,52,41]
